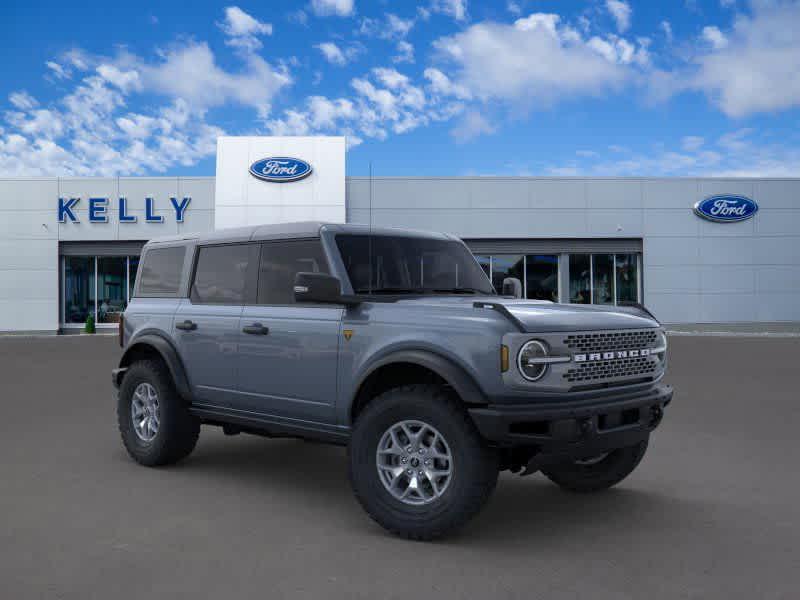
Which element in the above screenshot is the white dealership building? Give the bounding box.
[0,135,798,334]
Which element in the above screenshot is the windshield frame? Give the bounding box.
[333,232,496,298]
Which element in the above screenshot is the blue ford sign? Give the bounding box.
[249,157,312,182]
[693,195,758,223]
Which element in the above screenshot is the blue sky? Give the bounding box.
[1,0,798,177]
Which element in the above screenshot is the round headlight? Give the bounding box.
[517,340,549,381]
[656,330,668,361]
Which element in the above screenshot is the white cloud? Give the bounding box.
[423,67,472,100]
[266,66,462,144]
[393,41,415,64]
[314,42,363,66]
[115,114,159,139]
[451,110,496,142]
[386,14,414,38]
[9,91,38,111]
[691,1,800,116]
[587,34,649,66]
[45,61,71,80]
[701,25,728,49]
[218,6,272,51]
[660,20,673,43]
[0,31,288,175]
[606,0,632,33]
[507,1,522,16]
[315,42,347,66]
[432,13,639,108]
[546,128,800,177]
[372,67,410,90]
[96,64,142,94]
[139,42,290,116]
[359,13,415,41]
[6,108,64,139]
[310,0,354,17]
[430,0,468,21]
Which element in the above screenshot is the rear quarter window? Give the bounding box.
[136,246,187,297]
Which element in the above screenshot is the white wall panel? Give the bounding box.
[215,136,345,227]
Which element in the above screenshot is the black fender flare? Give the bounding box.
[118,332,192,401]
[351,349,487,421]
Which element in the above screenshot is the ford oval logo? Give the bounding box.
[249,157,312,183]
[693,195,758,223]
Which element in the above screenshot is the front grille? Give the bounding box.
[563,356,658,383]
[563,330,658,353]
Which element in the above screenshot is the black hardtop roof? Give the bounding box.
[144,221,457,247]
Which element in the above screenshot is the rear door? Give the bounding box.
[233,239,343,423]
[173,243,258,407]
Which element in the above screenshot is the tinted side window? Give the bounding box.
[191,244,252,305]
[137,246,186,296]
[257,240,329,304]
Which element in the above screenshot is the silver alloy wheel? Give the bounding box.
[131,382,160,442]
[376,420,453,506]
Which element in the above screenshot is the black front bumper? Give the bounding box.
[469,383,672,457]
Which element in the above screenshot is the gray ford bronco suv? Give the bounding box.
[113,222,672,540]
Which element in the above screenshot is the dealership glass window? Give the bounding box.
[615,254,638,303]
[62,255,143,327]
[97,257,127,323]
[592,254,615,304]
[64,256,96,324]
[569,254,591,304]
[491,255,524,295]
[525,255,559,301]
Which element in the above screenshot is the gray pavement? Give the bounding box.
[1,334,798,599]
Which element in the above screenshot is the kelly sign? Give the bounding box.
[58,197,191,224]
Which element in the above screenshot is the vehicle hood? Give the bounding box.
[391,296,659,332]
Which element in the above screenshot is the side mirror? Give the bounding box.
[502,277,523,299]
[294,272,343,303]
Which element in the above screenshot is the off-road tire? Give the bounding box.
[349,384,498,541]
[117,359,200,467]
[542,438,649,493]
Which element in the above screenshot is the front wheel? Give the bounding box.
[542,438,649,493]
[349,385,498,541]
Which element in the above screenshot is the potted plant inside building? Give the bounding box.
[84,314,95,334]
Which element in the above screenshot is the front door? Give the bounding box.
[173,243,257,407]
[234,240,342,423]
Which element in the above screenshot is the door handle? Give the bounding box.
[176,320,197,331]
[242,323,269,335]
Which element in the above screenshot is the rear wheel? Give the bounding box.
[541,438,649,493]
[117,359,200,467]
[349,385,498,540]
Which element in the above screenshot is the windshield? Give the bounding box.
[336,234,495,295]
